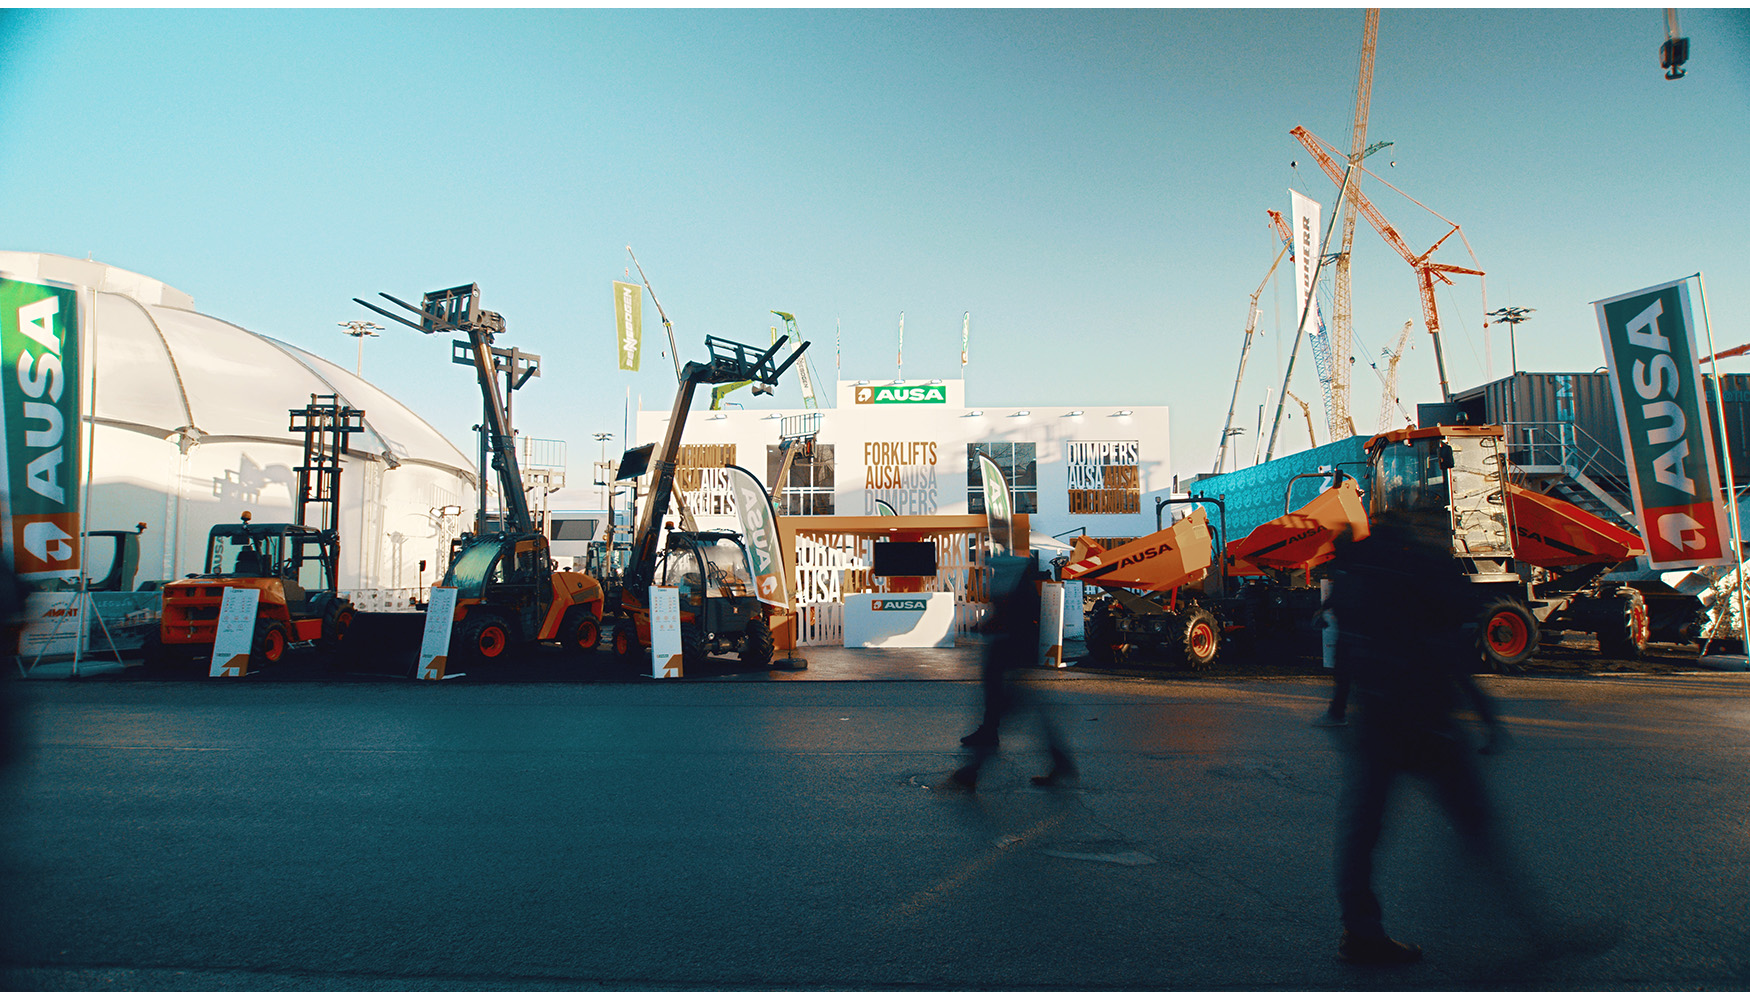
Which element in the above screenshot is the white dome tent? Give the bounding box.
[0,251,477,601]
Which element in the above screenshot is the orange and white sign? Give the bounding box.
[209,587,259,678]
[417,586,458,680]
[649,585,682,678]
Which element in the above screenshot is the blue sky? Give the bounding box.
[4,8,1746,483]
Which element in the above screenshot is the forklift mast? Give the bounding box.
[622,334,809,594]
[289,394,364,535]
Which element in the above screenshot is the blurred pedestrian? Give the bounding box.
[1312,577,1349,726]
[1325,518,1527,965]
[947,554,1075,791]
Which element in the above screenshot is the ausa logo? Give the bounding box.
[855,384,947,405]
[872,597,928,612]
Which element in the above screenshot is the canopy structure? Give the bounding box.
[1,251,477,592]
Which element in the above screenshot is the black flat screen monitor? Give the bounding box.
[872,541,937,577]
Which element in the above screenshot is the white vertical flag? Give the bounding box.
[1290,189,1322,341]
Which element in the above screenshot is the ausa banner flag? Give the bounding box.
[727,465,789,608]
[1,277,82,579]
[977,452,1013,556]
[1597,278,1730,569]
[613,280,642,371]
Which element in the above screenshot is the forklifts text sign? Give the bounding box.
[1598,278,1729,569]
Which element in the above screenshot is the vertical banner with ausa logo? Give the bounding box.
[726,465,789,609]
[1,277,82,582]
[976,452,1012,556]
[1598,278,1730,569]
[613,280,642,372]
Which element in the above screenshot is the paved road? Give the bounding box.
[2,665,1748,989]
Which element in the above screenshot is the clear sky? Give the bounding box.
[3,8,1746,486]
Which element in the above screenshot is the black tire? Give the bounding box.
[455,612,512,664]
[741,617,774,667]
[1476,597,1538,672]
[318,600,355,657]
[1596,589,1650,660]
[1086,604,1121,663]
[1176,605,1221,669]
[250,621,291,670]
[561,606,602,654]
[611,616,641,659]
[680,620,707,672]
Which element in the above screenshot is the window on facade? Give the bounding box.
[766,443,835,516]
[967,442,1038,514]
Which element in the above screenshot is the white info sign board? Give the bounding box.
[417,586,458,680]
[209,587,260,677]
[1039,581,1065,668]
[842,592,956,648]
[649,585,683,678]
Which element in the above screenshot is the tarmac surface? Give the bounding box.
[3,635,1749,989]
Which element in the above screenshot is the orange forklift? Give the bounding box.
[148,396,361,670]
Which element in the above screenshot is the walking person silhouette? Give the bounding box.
[947,554,1075,791]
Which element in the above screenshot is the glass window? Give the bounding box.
[295,537,327,592]
[968,442,1038,514]
[766,443,835,516]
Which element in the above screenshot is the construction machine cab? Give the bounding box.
[1366,426,1513,568]
[203,520,337,604]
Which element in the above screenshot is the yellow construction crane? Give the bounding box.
[1328,8,1380,442]
[1377,320,1414,431]
[1284,389,1319,449]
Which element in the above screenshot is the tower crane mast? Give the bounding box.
[1328,8,1380,441]
[1290,124,1484,402]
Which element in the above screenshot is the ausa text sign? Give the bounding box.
[1597,278,1729,569]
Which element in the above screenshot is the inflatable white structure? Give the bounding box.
[0,252,476,598]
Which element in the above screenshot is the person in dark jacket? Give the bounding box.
[1325,518,1518,964]
[946,554,1075,791]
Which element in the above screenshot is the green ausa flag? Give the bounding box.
[976,452,1013,556]
[726,465,789,608]
[1597,277,1729,569]
[1,277,82,580]
[613,280,642,371]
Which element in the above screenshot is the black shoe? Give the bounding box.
[960,727,998,748]
[1339,931,1423,965]
[940,766,979,792]
[1030,765,1078,787]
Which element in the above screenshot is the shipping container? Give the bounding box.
[1451,372,1750,486]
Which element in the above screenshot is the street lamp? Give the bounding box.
[1486,306,1535,374]
[338,319,384,376]
[593,432,614,545]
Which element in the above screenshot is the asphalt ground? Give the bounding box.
[3,631,1749,990]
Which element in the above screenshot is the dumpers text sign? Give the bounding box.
[1,278,82,579]
[1598,278,1729,569]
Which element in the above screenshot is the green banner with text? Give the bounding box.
[1,277,82,578]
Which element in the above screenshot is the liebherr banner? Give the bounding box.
[727,465,789,608]
[1289,189,1322,341]
[1597,278,1729,569]
[1,277,82,579]
[613,280,642,372]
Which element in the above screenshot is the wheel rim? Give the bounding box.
[264,629,285,662]
[613,627,631,656]
[478,625,507,658]
[1487,611,1529,657]
[1189,620,1217,659]
[1631,605,1650,646]
[577,618,600,649]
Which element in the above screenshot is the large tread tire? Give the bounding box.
[1476,597,1539,673]
[1177,605,1221,670]
[680,620,707,673]
[318,601,355,658]
[250,621,291,670]
[1086,604,1121,664]
[741,617,774,667]
[456,612,513,665]
[1596,588,1650,660]
[561,606,603,655]
[611,616,641,660]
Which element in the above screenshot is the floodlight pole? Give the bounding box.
[339,320,384,376]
